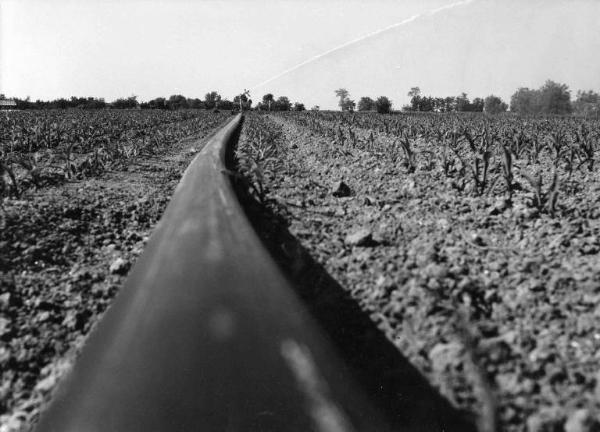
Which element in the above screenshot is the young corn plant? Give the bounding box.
[563,140,577,178]
[348,126,358,148]
[439,129,460,177]
[527,133,544,165]
[335,125,345,147]
[398,130,417,173]
[61,142,78,180]
[521,169,560,216]
[17,152,44,188]
[461,127,494,196]
[509,128,529,160]
[0,159,20,198]
[236,126,283,204]
[367,130,376,152]
[546,129,566,168]
[499,143,514,203]
[76,146,108,179]
[575,125,596,171]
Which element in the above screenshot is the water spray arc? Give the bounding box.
[251,0,477,91]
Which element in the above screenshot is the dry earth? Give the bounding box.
[3,110,599,432]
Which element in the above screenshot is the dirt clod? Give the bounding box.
[109,257,129,275]
[344,228,374,247]
[332,180,352,197]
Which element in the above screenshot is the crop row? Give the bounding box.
[0,110,231,198]
[276,111,599,217]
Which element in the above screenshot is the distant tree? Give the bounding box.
[575,90,599,104]
[407,87,421,99]
[510,81,572,114]
[274,96,292,111]
[61,96,107,109]
[405,90,487,113]
[293,102,306,111]
[335,88,349,102]
[233,91,251,111]
[471,97,485,112]
[334,88,355,111]
[538,80,572,114]
[166,94,189,110]
[70,97,83,108]
[573,90,600,117]
[204,91,221,109]
[232,94,243,110]
[188,98,204,109]
[262,98,287,110]
[70,96,82,108]
[357,97,375,111]
[54,98,69,109]
[145,97,166,109]
[455,92,471,112]
[411,97,422,111]
[443,96,456,112]
[86,97,106,109]
[262,93,275,111]
[111,95,139,109]
[510,87,539,114]
[434,97,457,112]
[375,96,392,114]
[218,99,234,110]
[419,96,435,112]
[407,87,422,111]
[233,89,251,111]
[483,95,508,114]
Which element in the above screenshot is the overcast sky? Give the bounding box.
[1,0,599,109]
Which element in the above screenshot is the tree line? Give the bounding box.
[3,92,254,111]
[254,93,305,111]
[333,89,393,113]
[334,88,507,114]
[333,80,599,116]
[4,79,599,116]
[509,81,595,115]
[333,87,505,114]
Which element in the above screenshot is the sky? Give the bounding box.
[1,0,599,110]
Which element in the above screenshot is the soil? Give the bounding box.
[235,112,600,432]
[3,109,599,432]
[0,122,227,432]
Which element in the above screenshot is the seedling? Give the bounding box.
[546,129,566,167]
[440,129,461,177]
[400,136,416,173]
[575,125,596,171]
[17,153,44,188]
[521,169,560,216]
[0,159,19,198]
[528,133,544,164]
[500,142,514,203]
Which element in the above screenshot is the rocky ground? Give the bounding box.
[0,121,227,432]
[236,113,600,432]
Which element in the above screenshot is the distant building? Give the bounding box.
[0,98,17,109]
